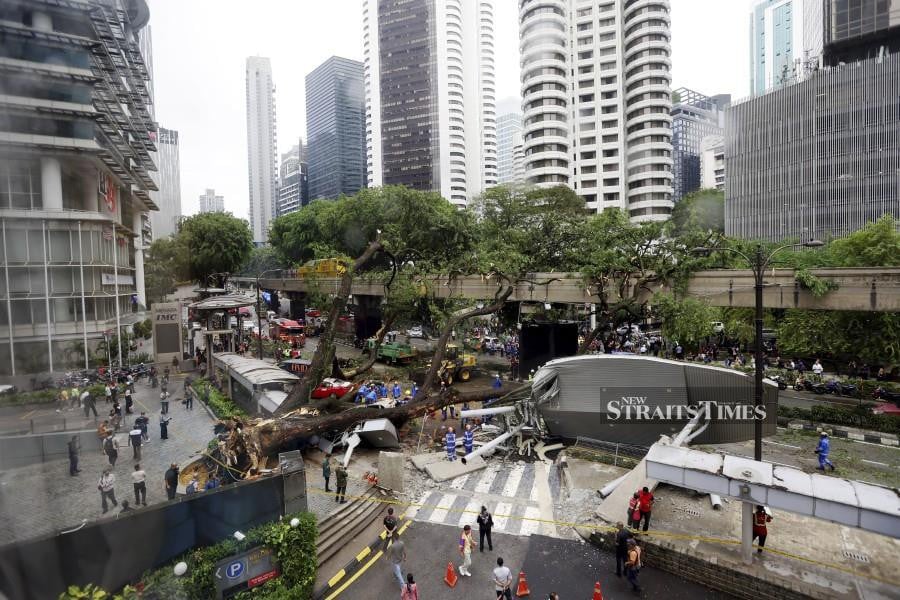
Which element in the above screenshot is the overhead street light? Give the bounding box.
[692,239,824,461]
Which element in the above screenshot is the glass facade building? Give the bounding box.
[670,89,728,202]
[277,141,309,215]
[497,112,525,185]
[150,126,181,238]
[305,57,365,201]
[824,0,900,64]
[725,51,900,241]
[749,0,824,94]
[246,56,278,244]
[0,0,157,376]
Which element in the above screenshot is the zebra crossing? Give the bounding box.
[404,461,562,538]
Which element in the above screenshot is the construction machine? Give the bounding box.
[437,343,477,385]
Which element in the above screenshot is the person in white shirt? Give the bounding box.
[132,463,147,506]
[493,556,512,600]
[98,469,117,514]
[812,359,824,376]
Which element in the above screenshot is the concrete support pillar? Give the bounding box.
[741,501,753,564]
[40,158,63,210]
[132,211,146,308]
[31,11,53,32]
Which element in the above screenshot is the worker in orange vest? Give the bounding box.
[752,505,772,554]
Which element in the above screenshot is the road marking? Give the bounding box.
[449,474,469,490]
[458,499,482,527]
[501,463,525,498]
[474,466,499,494]
[428,493,457,523]
[19,409,36,420]
[861,459,890,467]
[492,502,512,531]
[355,547,371,562]
[324,549,383,600]
[519,505,543,536]
[328,568,346,587]
[764,440,801,449]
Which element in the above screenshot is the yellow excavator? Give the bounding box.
[437,344,477,385]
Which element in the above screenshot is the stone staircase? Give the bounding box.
[315,488,386,568]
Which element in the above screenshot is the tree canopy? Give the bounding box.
[179,212,253,287]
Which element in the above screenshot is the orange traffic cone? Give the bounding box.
[515,571,530,596]
[444,562,458,588]
[592,581,604,600]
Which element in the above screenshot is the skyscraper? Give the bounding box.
[246,56,278,245]
[305,57,366,201]
[699,135,726,192]
[0,0,157,375]
[519,0,674,221]
[670,89,728,202]
[725,52,900,241]
[749,0,824,95]
[363,0,498,207]
[278,141,309,216]
[199,189,225,214]
[823,0,900,65]
[497,112,525,185]
[151,127,182,238]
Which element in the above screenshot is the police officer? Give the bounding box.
[335,463,348,503]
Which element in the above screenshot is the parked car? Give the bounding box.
[407,325,425,338]
[616,324,641,336]
[711,321,724,333]
[0,384,17,396]
[312,378,358,400]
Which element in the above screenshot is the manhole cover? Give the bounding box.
[842,550,870,563]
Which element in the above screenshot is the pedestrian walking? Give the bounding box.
[463,424,474,456]
[614,521,633,577]
[322,454,332,491]
[96,421,110,453]
[135,411,149,441]
[172,354,180,374]
[752,505,772,554]
[132,463,147,506]
[383,507,398,549]
[624,538,642,592]
[445,427,457,461]
[160,375,168,395]
[335,463,348,503]
[124,387,134,415]
[185,388,194,410]
[103,433,119,467]
[388,531,406,588]
[815,432,836,471]
[493,556,513,600]
[458,524,475,576]
[98,469,118,514]
[128,427,143,460]
[627,492,640,528]
[83,391,98,418]
[637,486,654,531]
[67,435,80,476]
[477,505,494,552]
[159,412,171,439]
[164,463,179,500]
[400,573,418,600]
[160,391,169,414]
[105,383,112,405]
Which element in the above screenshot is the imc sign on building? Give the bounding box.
[152,302,183,365]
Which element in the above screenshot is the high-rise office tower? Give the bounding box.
[497,112,525,185]
[199,189,225,214]
[699,135,725,192]
[305,57,366,201]
[749,0,824,95]
[519,0,674,221]
[670,89,728,202]
[278,141,309,216]
[0,0,157,375]
[823,0,900,65]
[246,56,278,245]
[151,127,182,238]
[725,52,900,241]
[363,0,498,207]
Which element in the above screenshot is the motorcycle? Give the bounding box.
[794,378,827,394]
[873,386,900,402]
[825,379,858,397]
[769,374,788,390]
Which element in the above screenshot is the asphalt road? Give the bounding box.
[338,520,732,600]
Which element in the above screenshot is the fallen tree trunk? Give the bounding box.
[224,382,527,471]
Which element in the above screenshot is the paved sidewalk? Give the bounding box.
[0,375,216,545]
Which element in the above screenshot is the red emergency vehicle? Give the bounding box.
[269,318,306,347]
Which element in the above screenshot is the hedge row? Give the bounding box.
[190,378,247,420]
[0,383,108,408]
[778,404,900,435]
[60,512,317,600]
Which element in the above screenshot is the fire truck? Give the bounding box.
[269,318,306,348]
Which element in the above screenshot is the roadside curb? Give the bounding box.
[313,519,410,600]
[784,420,899,447]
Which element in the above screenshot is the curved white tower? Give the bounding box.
[519,0,570,188]
[518,0,673,222]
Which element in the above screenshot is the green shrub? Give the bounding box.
[777,404,900,435]
[191,378,247,419]
[0,389,58,407]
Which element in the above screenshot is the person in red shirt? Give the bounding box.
[637,486,654,531]
[627,492,640,528]
[752,505,772,554]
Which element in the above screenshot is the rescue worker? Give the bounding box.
[356,383,369,404]
[391,380,402,401]
[815,432,836,471]
[365,386,378,405]
[752,505,772,554]
[445,427,457,461]
[378,382,388,399]
[463,424,474,456]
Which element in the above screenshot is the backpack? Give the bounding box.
[104,437,114,452]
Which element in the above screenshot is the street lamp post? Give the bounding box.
[256,269,283,360]
[693,239,824,461]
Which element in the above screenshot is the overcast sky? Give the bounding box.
[150,0,752,220]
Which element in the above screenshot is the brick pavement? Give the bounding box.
[0,375,216,545]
